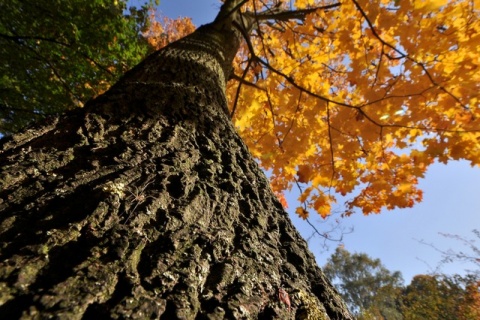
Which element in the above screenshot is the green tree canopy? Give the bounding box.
[324,247,480,319]
[323,246,404,318]
[0,0,154,134]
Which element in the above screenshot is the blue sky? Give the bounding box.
[144,0,480,283]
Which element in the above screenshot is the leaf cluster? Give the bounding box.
[142,9,195,49]
[225,0,480,217]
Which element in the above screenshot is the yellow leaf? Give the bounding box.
[313,195,332,218]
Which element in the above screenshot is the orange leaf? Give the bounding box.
[295,207,309,220]
[297,165,313,183]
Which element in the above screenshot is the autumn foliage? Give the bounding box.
[142,9,195,49]
[460,280,480,319]
[324,247,480,319]
[57,1,480,218]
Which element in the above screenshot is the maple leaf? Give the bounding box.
[297,165,313,183]
[295,207,309,220]
[274,190,289,208]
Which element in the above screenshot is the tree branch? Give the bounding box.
[230,58,253,118]
[252,3,341,22]
[350,0,468,110]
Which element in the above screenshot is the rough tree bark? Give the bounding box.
[0,2,353,319]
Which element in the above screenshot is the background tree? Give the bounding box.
[418,229,480,319]
[400,274,480,320]
[458,275,480,320]
[323,247,403,318]
[0,0,154,134]
[323,247,480,320]
[400,274,465,320]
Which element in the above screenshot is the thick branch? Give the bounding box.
[252,3,341,22]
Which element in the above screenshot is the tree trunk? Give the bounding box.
[0,4,352,319]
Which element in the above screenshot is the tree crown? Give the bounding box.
[225,0,480,217]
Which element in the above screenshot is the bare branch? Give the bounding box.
[229,72,265,92]
[230,58,253,118]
